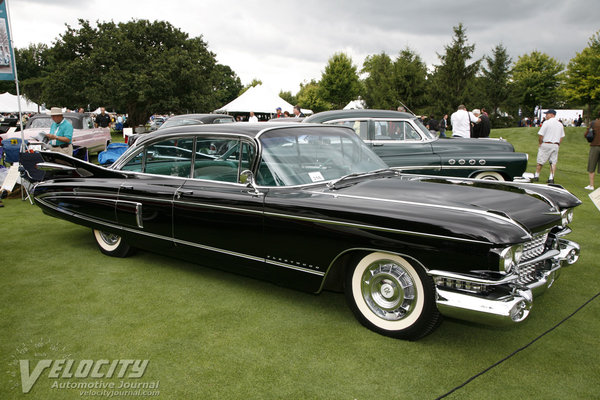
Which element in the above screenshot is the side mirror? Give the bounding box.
[240,170,262,196]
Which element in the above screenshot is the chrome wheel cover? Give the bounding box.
[361,261,417,321]
[98,231,120,246]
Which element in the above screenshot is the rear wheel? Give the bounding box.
[473,171,504,181]
[92,229,132,257]
[345,252,441,340]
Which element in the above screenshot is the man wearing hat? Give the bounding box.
[45,107,74,156]
[533,109,565,183]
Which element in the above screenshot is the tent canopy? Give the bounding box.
[0,92,40,113]
[215,85,311,115]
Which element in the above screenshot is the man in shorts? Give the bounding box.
[533,109,564,184]
[585,111,600,190]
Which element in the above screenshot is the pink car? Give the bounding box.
[0,112,111,153]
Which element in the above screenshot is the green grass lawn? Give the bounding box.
[1,127,599,399]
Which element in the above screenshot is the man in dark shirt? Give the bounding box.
[95,107,111,128]
[472,109,491,138]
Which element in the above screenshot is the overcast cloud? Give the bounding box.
[10,0,600,93]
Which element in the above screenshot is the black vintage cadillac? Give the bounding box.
[31,123,581,340]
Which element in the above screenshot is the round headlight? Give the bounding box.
[513,244,524,265]
[500,247,514,273]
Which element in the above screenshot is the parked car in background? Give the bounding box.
[148,116,166,131]
[304,109,528,181]
[158,113,235,130]
[31,123,580,340]
[128,114,236,146]
[0,112,111,153]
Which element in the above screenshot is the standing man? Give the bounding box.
[95,107,111,128]
[439,114,448,138]
[450,105,478,138]
[248,111,258,123]
[275,107,283,118]
[585,111,600,190]
[533,109,565,183]
[45,107,73,156]
[293,105,305,118]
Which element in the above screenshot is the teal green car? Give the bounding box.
[304,110,528,181]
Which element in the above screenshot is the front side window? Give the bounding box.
[193,138,256,183]
[378,121,422,141]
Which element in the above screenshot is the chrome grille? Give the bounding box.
[522,231,548,262]
[515,261,544,285]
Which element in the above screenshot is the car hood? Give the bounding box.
[308,174,580,242]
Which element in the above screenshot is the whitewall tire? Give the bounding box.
[345,252,440,340]
[473,171,505,181]
[92,229,132,257]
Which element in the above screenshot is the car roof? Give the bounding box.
[304,109,415,123]
[135,122,337,145]
[29,112,85,121]
[167,113,234,121]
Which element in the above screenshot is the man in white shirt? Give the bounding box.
[533,109,565,183]
[248,111,258,123]
[450,105,479,138]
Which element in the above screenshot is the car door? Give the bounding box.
[367,120,442,174]
[116,136,194,251]
[172,136,266,275]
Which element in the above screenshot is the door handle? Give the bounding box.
[121,184,133,190]
[176,189,194,199]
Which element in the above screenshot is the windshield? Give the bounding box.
[414,118,437,140]
[257,126,387,186]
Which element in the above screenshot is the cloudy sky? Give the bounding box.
[8,0,599,94]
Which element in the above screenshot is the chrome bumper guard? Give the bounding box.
[430,238,580,325]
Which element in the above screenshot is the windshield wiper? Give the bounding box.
[327,168,399,189]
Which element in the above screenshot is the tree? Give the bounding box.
[211,64,243,110]
[393,48,428,113]
[0,43,48,102]
[429,23,480,114]
[564,31,600,120]
[511,51,564,118]
[361,52,396,109]
[319,52,360,109]
[42,19,225,126]
[296,80,330,113]
[279,90,297,106]
[479,44,513,122]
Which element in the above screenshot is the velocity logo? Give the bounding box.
[19,359,149,393]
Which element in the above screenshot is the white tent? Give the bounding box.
[0,92,40,113]
[215,84,312,115]
[343,99,366,110]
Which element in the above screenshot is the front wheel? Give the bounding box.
[473,171,505,181]
[345,252,441,340]
[92,229,132,257]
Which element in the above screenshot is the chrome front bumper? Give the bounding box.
[430,238,580,325]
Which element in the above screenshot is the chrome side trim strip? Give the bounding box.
[263,210,488,244]
[35,196,323,277]
[307,191,531,237]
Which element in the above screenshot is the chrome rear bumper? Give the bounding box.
[431,238,580,325]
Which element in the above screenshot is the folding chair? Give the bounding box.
[18,151,45,204]
[2,138,27,164]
